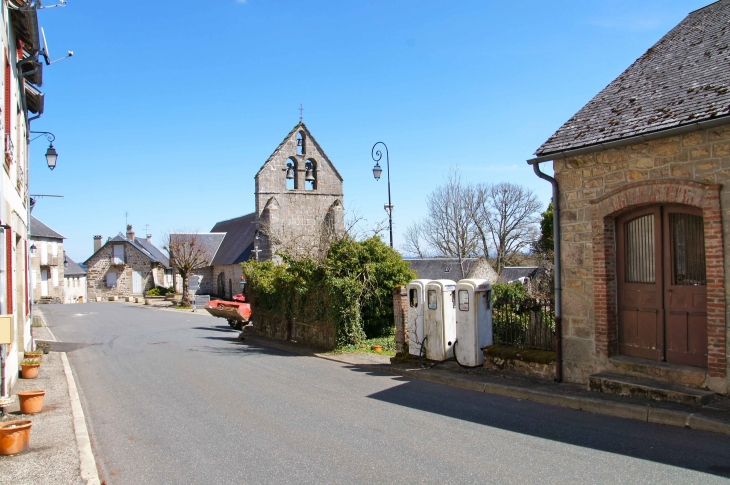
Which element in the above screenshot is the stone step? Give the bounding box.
[606,355,707,388]
[588,372,715,406]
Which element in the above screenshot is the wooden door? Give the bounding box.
[663,207,708,367]
[617,205,708,367]
[617,207,663,360]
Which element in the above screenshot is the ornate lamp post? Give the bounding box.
[371,142,393,247]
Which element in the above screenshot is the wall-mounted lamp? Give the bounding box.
[30,243,37,256]
[30,131,58,170]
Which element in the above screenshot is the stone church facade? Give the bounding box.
[255,122,345,261]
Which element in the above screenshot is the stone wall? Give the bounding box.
[210,264,244,299]
[393,285,408,355]
[554,124,730,391]
[251,310,336,350]
[87,243,157,301]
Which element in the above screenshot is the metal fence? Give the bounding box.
[492,296,555,351]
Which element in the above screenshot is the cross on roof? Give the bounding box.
[299,103,304,122]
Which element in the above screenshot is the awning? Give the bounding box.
[25,82,44,115]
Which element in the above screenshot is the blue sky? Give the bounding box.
[29,0,710,262]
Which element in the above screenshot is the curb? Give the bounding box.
[241,334,730,437]
[35,310,101,485]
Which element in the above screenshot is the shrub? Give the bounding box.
[242,237,415,348]
[146,288,160,296]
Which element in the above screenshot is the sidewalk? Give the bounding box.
[0,313,99,485]
[239,332,730,437]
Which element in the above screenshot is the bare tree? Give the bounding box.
[402,221,428,258]
[164,231,215,306]
[420,167,479,279]
[471,182,541,275]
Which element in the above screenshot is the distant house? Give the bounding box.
[63,256,87,304]
[528,1,730,393]
[29,216,65,304]
[84,225,171,301]
[407,258,498,282]
[499,266,539,291]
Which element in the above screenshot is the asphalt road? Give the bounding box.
[41,303,730,485]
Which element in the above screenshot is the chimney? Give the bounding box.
[146,235,153,244]
[126,224,135,241]
[94,235,102,253]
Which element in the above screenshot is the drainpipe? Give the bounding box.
[531,162,562,382]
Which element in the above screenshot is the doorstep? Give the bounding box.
[588,372,716,406]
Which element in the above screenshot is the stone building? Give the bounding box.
[84,225,171,301]
[529,1,730,396]
[172,123,345,296]
[255,122,345,261]
[29,216,65,304]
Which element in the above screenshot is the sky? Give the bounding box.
[27,0,711,262]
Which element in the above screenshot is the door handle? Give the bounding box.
[666,289,673,293]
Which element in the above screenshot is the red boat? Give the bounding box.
[204,294,252,330]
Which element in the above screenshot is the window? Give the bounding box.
[458,290,469,311]
[51,241,58,257]
[485,290,492,310]
[669,212,706,285]
[113,244,125,264]
[106,271,117,287]
[409,288,418,308]
[427,289,437,310]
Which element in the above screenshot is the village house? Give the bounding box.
[29,216,65,303]
[0,2,51,396]
[529,0,730,397]
[85,225,171,301]
[172,122,345,296]
[63,256,86,304]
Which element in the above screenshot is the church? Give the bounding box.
[181,122,345,298]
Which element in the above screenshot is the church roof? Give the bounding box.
[209,213,257,265]
[255,122,343,182]
[536,0,730,156]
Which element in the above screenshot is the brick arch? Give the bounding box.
[590,179,726,377]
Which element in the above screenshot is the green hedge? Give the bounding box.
[242,237,415,348]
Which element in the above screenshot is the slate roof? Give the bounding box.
[29,216,64,240]
[210,213,257,266]
[135,237,170,268]
[407,258,495,281]
[63,256,86,276]
[85,234,169,267]
[499,267,539,284]
[169,233,226,266]
[536,0,730,156]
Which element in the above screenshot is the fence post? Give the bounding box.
[393,285,408,355]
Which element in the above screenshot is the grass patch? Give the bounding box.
[328,335,396,357]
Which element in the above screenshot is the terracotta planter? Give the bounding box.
[371,345,383,353]
[24,352,42,361]
[0,420,32,455]
[20,364,40,379]
[17,390,46,414]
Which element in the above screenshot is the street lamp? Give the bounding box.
[29,243,37,256]
[371,141,393,247]
[30,131,58,170]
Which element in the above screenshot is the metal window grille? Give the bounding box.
[626,214,655,283]
[670,213,706,286]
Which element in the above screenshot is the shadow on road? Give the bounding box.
[364,374,730,478]
[191,326,238,333]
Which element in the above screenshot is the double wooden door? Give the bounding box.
[617,205,708,367]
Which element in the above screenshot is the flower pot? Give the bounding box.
[24,352,42,361]
[371,345,383,353]
[17,390,46,414]
[20,364,40,379]
[0,420,32,455]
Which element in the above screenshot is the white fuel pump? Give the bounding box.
[406,279,430,356]
[423,279,457,361]
[454,279,493,367]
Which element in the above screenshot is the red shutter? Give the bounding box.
[4,52,9,132]
[5,229,12,314]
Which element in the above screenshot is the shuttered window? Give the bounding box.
[106,271,117,287]
[625,214,655,283]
